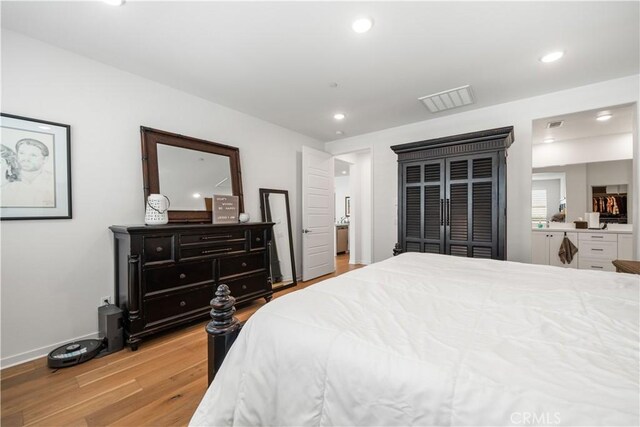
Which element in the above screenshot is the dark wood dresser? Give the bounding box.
[110,222,274,350]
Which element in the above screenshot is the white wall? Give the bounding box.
[350,151,372,265]
[0,30,323,366]
[532,133,633,168]
[325,74,640,264]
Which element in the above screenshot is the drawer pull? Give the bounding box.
[201,248,232,255]
[255,237,262,242]
[591,236,604,239]
[591,248,604,251]
[241,262,247,267]
[591,266,603,269]
[241,284,247,290]
[156,246,164,252]
[179,301,186,307]
[179,273,187,279]
[201,235,232,241]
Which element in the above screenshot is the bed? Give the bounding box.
[190,252,639,426]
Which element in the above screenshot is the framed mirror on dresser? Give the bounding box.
[140,126,244,223]
[110,128,273,350]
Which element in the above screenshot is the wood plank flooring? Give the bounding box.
[1,255,362,427]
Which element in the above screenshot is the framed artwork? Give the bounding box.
[345,196,351,217]
[1,113,72,220]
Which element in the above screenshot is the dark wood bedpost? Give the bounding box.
[206,284,242,386]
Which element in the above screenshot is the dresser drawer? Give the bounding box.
[225,272,269,300]
[219,253,267,279]
[180,230,245,246]
[143,235,175,264]
[145,286,213,325]
[180,241,246,260]
[579,258,616,272]
[250,229,267,250]
[578,233,617,242]
[578,240,617,259]
[144,261,215,296]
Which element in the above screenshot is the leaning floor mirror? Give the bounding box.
[259,189,297,291]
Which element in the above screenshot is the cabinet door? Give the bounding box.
[445,154,498,258]
[548,232,578,268]
[401,160,445,253]
[531,232,549,265]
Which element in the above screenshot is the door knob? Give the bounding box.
[303,229,311,234]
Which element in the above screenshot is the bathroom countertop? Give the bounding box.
[532,226,632,234]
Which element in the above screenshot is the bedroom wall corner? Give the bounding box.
[0,30,324,367]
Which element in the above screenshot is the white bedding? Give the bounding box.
[190,253,639,426]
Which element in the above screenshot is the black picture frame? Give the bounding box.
[345,196,351,217]
[0,113,72,220]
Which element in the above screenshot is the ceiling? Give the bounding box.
[532,103,635,145]
[2,1,638,142]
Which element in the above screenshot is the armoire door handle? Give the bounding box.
[446,199,450,226]
[440,199,444,226]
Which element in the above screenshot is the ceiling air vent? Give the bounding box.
[419,85,475,113]
[547,120,564,129]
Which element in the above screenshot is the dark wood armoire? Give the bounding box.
[391,126,513,260]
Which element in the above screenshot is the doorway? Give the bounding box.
[333,149,373,266]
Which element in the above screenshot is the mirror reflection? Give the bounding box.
[260,189,297,290]
[157,143,232,210]
[531,104,634,227]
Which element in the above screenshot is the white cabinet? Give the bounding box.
[533,231,634,272]
[531,232,578,268]
[578,232,618,272]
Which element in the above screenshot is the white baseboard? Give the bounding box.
[1,331,100,370]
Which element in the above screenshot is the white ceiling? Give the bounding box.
[2,1,638,142]
[532,103,635,145]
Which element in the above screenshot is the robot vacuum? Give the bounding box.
[47,339,104,369]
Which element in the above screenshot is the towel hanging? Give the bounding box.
[558,236,578,265]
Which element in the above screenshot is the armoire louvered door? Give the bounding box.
[445,154,498,259]
[403,160,444,254]
[392,126,513,261]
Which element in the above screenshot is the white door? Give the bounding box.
[302,146,335,281]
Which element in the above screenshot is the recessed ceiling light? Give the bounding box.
[333,113,346,121]
[596,112,613,121]
[352,17,374,34]
[540,51,564,63]
[342,170,347,175]
[38,125,51,130]
[336,130,344,135]
[543,137,555,144]
[192,193,201,198]
[103,0,125,5]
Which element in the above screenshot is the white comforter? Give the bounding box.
[190,253,639,426]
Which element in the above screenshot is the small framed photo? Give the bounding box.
[345,196,351,217]
[1,114,72,220]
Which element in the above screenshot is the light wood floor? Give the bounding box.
[1,254,361,427]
